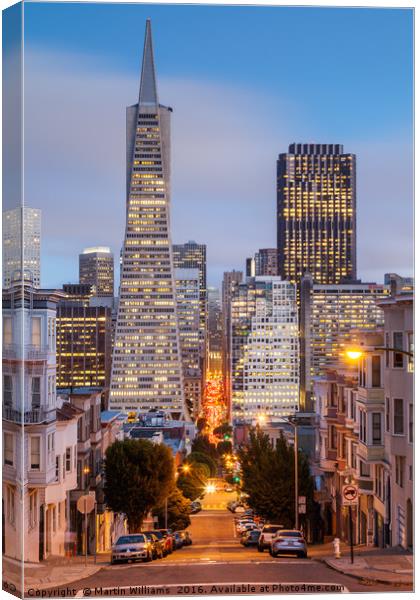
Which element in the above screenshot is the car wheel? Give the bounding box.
[144,551,152,562]
[111,558,116,565]
[300,552,308,559]
[269,548,273,556]
[258,545,264,552]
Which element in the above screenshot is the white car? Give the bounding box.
[111,534,153,564]
[257,524,284,552]
[237,522,258,534]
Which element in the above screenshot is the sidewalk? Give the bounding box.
[310,542,413,586]
[3,553,109,592]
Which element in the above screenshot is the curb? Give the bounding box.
[314,557,413,586]
[5,565,104,593]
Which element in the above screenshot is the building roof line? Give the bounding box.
[138,19,158,107]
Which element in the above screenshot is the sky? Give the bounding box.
[4,2,414,288]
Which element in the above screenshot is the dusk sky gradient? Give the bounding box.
[6,2,414,288]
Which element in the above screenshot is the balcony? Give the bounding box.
[357,387,384,405]
[358,443,385,462]
[3,405,56,424]
[26,345,50,361]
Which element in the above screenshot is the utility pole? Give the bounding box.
[164,497,168,529]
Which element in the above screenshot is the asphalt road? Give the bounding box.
[61,495,409,596]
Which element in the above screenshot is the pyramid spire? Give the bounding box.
[139,18,158,106]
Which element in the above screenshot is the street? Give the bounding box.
[62,492,410,595]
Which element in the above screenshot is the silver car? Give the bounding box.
[269,529,307,558]
[111,534,153,564]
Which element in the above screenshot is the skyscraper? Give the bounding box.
[109,20,185,418]
[79,247,114,297]
[241,279,299,422]
[3,206,41,288]
[175,268,202,419]
[246,248,278,277]
[221,270,243,410]
[172,242,207,335]
[277,143,356,284]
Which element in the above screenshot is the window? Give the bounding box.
[3,375,13,407]
[65,447,72,472]
[395,456,405,487]
[4,433,14,466]
[31,377,41,409]
[47,433,55,465]
[372,355,381,387]
[375,465,384,500]
[393,332,404,368]
[409,404,413,443]
[385,397,390,432]
[3,316,12,345]
[55,456,60,481]
[6,486,15,524]
[351,443,357,469]
[407,333,414,373]
[330,426,337,449]
[393,399,404,435]
[385,333,390,368]
[360,460,370,477]
[62,454,66,480]
[372,413,382,445]
[29,491,37,529]
[31,317,41,348]
[359,410,367,443]
[30,437,41,470]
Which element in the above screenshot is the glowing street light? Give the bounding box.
[346,349,363,360]
[181,464,191,473]
[257,414,267,425]
[205,483,216,494]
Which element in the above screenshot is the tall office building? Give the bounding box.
[221,270,243,411]
[175,268,202,418]
[299,273,389,410]
[56,304,112,389]
[241,279,299,422]
[109,20,185,418]
[79,246,114,297]
[172,242,207,336]
[207,287,223,373]
[3,206,41,288]
[246,248,278,277]
[277,143,356,284]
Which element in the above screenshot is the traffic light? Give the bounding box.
[233,475,240,483]
[224,433,231,441]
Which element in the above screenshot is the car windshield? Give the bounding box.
[277,531,303,537]
[116,535,145,545]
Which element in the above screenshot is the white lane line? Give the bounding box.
[76,581,349,596]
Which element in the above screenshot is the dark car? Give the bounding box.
[143,530,169,556]
[143,532,164,559]
[240,529,261,547]
[179,531,192,546]
[190,501,202,514]
[172,532,184,549]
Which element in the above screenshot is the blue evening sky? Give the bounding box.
[12,2,414,288]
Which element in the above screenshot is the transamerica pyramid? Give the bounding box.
[109,20,186,419]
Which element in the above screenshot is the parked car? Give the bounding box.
[111,534,153,564]
[172,531,184,550]
[269,530,308,558]
[143,530,170,556]
[257,524,284,552]
[225,485,234,492]
[240,529,261,547]
[190,500,202,514]
[143,532,164,559]
[179,531,192,546]
[237,521,258,535]
[157,529,175,553]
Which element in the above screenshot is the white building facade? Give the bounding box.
[241,278,299,422]
[3,282,79,562]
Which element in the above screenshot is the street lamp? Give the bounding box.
[346,345,413,360]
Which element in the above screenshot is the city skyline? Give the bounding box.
[4,4,413,289]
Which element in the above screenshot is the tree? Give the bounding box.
[196,417,208,433]
[213,422,233,438]
[191,434,218,460]
[153,486,191,531]
[188,451,217,477]
[216,440,232,456]
[104,438,174,532]
[238,427,317,527]
[177,462,209,500]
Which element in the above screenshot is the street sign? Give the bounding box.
[77,494,95,514]
[342,484,359,506]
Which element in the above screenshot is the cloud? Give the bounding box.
[23,46,413,289]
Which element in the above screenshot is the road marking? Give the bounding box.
[104,559,318,569]
[76,581,349,596]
